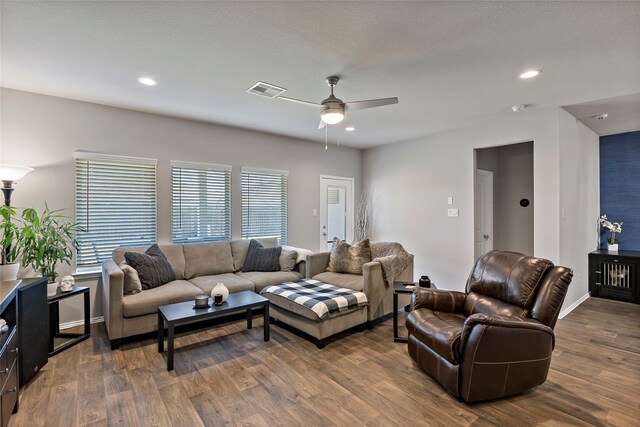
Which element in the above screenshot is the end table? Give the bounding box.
[48,286,90,356]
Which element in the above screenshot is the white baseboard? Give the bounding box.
[559,293,590,319]
[59,316,104,330]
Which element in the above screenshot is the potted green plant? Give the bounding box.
[0,205,22,281]
[19,205,79,283]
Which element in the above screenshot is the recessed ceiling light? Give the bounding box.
[137,77,157,86]
[345,126,356,132]
[519,69,542,79]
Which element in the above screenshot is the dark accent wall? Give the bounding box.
[600,130,640,250]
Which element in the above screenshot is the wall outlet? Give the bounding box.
[447,208,459,217]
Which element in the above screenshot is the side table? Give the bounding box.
[47,286,90,356]
[393,281,436,343]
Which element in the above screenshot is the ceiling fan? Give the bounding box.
[276,76,399,129]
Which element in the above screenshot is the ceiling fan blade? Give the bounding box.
[345,97,399,111]
[318,119,326,129]
[277,96,322,108]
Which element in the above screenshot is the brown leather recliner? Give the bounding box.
[406,250,572,403]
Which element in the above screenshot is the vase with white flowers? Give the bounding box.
[599,214,622,252]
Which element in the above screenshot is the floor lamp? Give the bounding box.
[0,164,34,206]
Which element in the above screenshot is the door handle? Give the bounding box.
[483,234,489,240]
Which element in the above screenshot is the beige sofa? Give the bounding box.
[101,239,304,349]
[306,249,414,323]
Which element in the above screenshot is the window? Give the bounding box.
[171,161,231,243]
[241,167,288,244]
[75,152,157,266]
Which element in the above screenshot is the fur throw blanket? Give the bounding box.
[370,242,413,286]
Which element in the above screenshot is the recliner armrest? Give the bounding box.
[412,288,466,313]
[457,313,556,402]
[460,313,555,351]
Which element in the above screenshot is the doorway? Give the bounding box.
[475,169,494,257]
[475,141,534,258]
[320,176,354,251]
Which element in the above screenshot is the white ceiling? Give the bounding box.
[563,93,640,136]
[1,1,639,149]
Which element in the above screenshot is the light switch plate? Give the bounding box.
[447,197,453,205]
[447,208,459,217]
[312,209,318,217]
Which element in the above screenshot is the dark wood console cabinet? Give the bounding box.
[589,250,640,304]
[0,281,19,427]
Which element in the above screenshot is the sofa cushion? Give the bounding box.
[406,309,466,364]
[243,240,282,272]
[122,280,203,317]
[281,245,314,265]
[124,244,177,290]
[236,271,304,293]
[279,248,298,272]
[119,261,142,295]
[188,273,255,295]
[312,271,363,291]
[114,244,186,280]
[183,242,234,279]
[327,238,371,275]
[230,238,278,271]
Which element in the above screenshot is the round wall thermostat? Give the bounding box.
[520,198,530,207]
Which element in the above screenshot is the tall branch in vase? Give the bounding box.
[355,187,371,241]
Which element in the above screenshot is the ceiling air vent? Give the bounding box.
[246,82,286,99]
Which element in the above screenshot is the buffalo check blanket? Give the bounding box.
[261,279,368,320]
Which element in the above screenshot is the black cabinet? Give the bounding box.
[17,278,48,387]
[589,250,640,303]
[0,281,19,427]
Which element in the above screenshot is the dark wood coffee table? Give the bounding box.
[157,290,269,371]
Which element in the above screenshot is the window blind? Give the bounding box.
[241,167,288,245]
[75,152,157,266]
[171,161,232,243]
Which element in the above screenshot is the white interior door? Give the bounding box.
[475,169,494,257]
[320,176,354,251]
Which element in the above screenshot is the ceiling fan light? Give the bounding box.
[321,112,344,125]
[321,104,344,125]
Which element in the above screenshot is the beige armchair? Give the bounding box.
[306,251,413,323]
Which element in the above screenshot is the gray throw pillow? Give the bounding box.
[327,238,372,275]
[119,261,142,295]
[124,244,176,290]
[280,249,298,272]
[243,239,282,272]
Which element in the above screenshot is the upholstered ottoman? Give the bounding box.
[260,279,368,348]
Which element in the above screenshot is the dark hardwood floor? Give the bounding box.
[9,297,640,427]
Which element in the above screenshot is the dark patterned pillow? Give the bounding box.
[242,239,282,272]
[124,244,176,290]
[327,238,372,275]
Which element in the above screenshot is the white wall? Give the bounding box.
[363,107,599,312]
[558,108,600,314]
[0,88,362,323]
[363,108,566,298]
